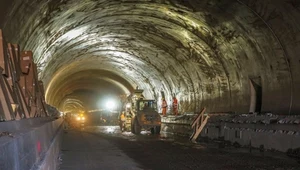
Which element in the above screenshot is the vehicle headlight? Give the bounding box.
[76,117,81,120]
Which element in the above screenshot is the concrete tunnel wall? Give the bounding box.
[0,0,300,114]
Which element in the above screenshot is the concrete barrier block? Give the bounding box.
[35,127,63,170]
[0,118,63,170]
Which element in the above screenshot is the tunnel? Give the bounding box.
[1,0,300,115]
[1,0,300,170]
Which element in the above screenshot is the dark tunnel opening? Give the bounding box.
[249,78,262,113]
[0,0,300,115]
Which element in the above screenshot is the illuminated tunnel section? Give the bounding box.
[47,68,133,112]
[0,0,300,114]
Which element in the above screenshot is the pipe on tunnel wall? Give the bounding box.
[0,0,299,114]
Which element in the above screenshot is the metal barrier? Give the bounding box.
[0,29,47,121]
[190,108,209,142]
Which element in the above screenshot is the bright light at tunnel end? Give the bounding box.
[105,100,116,110]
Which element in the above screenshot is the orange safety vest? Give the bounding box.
[120,114,126,121]
[162,100,167,108]
[173,98,178,108]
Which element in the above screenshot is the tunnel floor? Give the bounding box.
[60,126,299,170]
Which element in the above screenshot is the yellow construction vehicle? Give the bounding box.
[121,89,161,134]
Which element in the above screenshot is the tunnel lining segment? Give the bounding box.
[1,0,299,114]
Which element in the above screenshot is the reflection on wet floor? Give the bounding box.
[62,126,299,170]
[68,125,299,169]
[81,126,291,155]
[84,125,177,140]
[82,125,202,148]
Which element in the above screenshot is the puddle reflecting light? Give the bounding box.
[107,127,114,133]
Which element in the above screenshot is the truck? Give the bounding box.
[120,89,161,134]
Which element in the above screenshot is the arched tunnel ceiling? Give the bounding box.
[1,0,300,114]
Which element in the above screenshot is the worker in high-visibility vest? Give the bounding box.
[119,112,126,131]
[172,96,178,115]
[162,98,167,116]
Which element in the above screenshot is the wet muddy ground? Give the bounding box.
[60,125,299,170]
